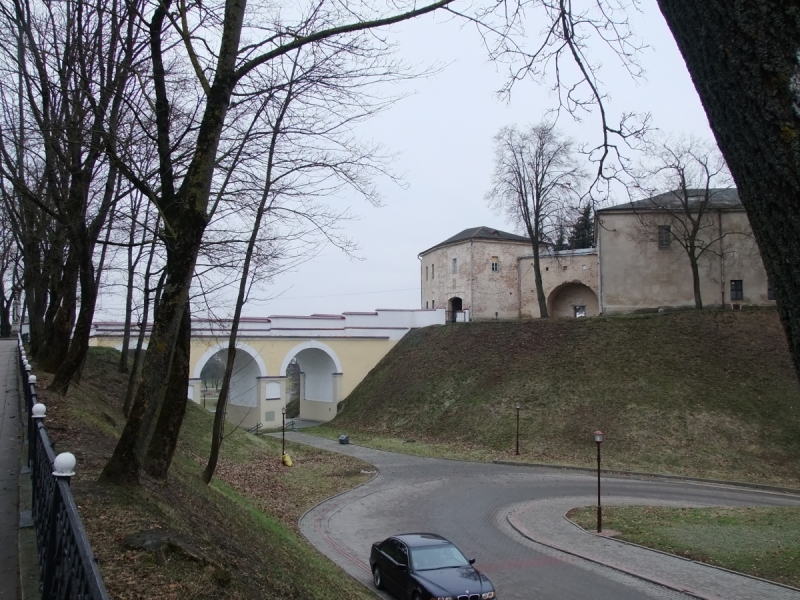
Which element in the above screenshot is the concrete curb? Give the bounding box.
[493,459,800,496]
[506,509,716,600]
[561,514,800,596]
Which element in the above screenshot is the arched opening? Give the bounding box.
[447,296,463,323]
[280,341,342,422]
[293,348,337,402]
[198,348,261,411]
[547,282,599,318]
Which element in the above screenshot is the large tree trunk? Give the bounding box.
[688,253,703,310]
[143,302,191,479]
[531,242,549,318]
[38,248,79,373]
[99,220,203,485]
[49,239,95,393]
[657,0,800,378]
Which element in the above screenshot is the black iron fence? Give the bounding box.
[445,310,468,323]
[17,335,110,600]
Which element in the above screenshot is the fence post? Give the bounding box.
[41,453,77,599]
[28,381,42,468]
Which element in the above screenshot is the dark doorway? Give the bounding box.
[447,297,463,323]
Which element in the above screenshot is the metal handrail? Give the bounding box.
[18,335,110,600]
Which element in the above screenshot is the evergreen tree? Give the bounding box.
[553,220,569,251]
[568,204,594,249]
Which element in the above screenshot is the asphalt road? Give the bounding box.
[288,432,800,600]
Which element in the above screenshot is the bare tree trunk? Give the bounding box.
[100,222,202,485]
[39,248,79,373]
[124,221,162,417]
[531,242,549,318]
[143,301,191,478]
[657,0,800,378]
[689,254,703,310]
[119,200,146,373]
[202,76,295,484]
[74,200,118,385]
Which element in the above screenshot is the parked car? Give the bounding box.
[369,533,497,600]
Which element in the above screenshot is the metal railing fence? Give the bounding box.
[17,335,110,600]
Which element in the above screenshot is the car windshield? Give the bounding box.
[410,544,470,571]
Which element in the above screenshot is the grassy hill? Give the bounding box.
[35,347,374,600]
[327,308,800,486]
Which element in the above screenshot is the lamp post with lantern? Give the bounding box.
[594,430,603,533]
[515,403,521,455]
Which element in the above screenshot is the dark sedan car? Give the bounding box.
[369,533,496,600]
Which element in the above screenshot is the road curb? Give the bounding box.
[561,514,800,596]
[506,509,717,600]
[493,459,800,496]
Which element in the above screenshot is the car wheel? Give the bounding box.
[372,565,384,590]
[412,592,422,600]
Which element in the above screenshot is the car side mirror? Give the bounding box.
[469,558,476,565]
[397,564,408,571]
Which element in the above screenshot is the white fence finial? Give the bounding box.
[53,453,76,477]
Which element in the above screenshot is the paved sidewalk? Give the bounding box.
[509,496,800,600]
[0,339,21,600]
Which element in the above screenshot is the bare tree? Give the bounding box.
[100,0,461,486]
[486,122,586,317]
[628,138,734,309]
[0,204,21,337]
[469,0,800,379]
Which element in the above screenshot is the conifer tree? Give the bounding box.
[568,204,594,249]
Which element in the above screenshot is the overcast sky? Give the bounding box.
[95,1,716,321]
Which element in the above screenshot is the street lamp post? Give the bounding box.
[281,406,286,457]
[515,403,521,456]
[594,430,603,533]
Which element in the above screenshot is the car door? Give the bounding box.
[393,542,413,599]
[382,539,410,596]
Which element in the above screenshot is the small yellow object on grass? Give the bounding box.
[282,453,293,467]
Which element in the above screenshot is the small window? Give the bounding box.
[574,305,586,318]
[425,301,429,309]
[731,279,743,301]
[426,266,428,281]
[432,299,435,309]
[658,225,671,249]
[452,258,457,274]
[491,256,499,272]
[768,281,775,300]
[432,264,435,279]
[264,411,275,422]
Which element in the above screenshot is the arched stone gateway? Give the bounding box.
[280,341,343,422]
[191,342,268,426]
[447,296,463,323]
[90,309,446,427]
[547,282,599,318]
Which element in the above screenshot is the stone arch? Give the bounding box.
[192,342,267,408]
[279,340,342,376]
[279,341,343,414]
[193,341,267,379]
[547,282,599,318]
[447,296,463,322]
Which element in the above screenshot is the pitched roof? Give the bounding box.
[598,188,741,213]
[420,226,530,255]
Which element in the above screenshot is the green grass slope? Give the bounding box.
[35,347,374,600]
[330,308,800,485]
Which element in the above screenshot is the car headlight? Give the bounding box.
[482,592,496,599]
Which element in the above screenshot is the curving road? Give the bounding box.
[287,432,800,600]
